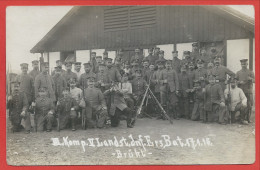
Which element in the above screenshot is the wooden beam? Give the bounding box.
[173,43,177,52]
[47,52,50,74]
[223,40,227,66]
[249,38,253,71]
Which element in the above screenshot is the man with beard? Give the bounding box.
[79,62,96,90]
[62,61,78,87]
[224,77,247,124]
[106,58,121,83]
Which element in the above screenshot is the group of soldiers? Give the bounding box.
[7,42,255,133]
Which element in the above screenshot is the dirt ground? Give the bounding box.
[6,112,255,165]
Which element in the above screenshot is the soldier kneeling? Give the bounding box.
[34,87,55,132]
[104,83,135,128]
[56,87,79,131]
[7,81,31,133]
[83,76,108,129]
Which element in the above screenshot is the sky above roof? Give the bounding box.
[6,5,255,73]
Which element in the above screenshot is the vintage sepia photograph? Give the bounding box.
[6,5,255,165]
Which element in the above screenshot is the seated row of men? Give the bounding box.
[7,47,255,133]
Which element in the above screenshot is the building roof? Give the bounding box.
[31,6,254,53]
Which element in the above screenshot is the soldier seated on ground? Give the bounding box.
[104,83,135,128]
[7,81,31,133]
[224,77,248,125]
[83,76,108,129]
[56,87,79,131]
[33,87,55,132]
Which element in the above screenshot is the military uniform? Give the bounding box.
[107,66,122,83]
[194,68,208,88]
[51,60,65,76]
[52,69,67,100]
[204,81,226,123]
[29,60,40,82]
[131,76,147,99]
[212,65,235,90]
[79,71,96,90]
[191,80,205,121]
[96,71,112,92]
[35,90,55,131]
[178,68,192,119]
[84,85,108,128]
[15,72,34,104]
[62,71,78,86]
[152,67,163,101]
[34,71,56,101]
[7,86,31,132]
[172,56,182,73]
[236,59,255,123]
[57,95,79,130]
[159,63,179,118]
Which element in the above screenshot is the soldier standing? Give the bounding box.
[190,42,200,64]
[145,48,158,66]
[52,66,67,101]
[34,62,56,102]
[56,87,79,131]
[152,60,164,103]
[212,56,235,91]
[7,81,31,133]
[94,56,102,73]
[79,62,96,90]
[181,51,192,67]
[236,59,255,123]
[34,87,55,132]
[130,48,144,65]
[51,60,65,76]
[178,65,192,119]
[191,80,205,121]
[172,51,181,73]
[142,59,150,78]
[159,60,180,119]
[155,50,166,64]
[74,62,83,82]
[62,61,78,86]
[106,58,122,83]
[96,62,112,92]
[90,52,98,73]
[29,60,40,81]
[194,59,208,88]
[15,63,34,105]
[103,51,108,61]
[204,75,226,124]
[83,76,108,128]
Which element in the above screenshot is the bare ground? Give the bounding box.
[6,113,255,165]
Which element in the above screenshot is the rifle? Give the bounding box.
[148,87,173,124]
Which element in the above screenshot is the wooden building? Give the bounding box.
[30,6,255,72]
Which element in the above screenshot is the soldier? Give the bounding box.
[15,63,34,105]
[52,66,67,101]
[34,87,55,132]
[155,50,166,64]
[144,64,155,84]
[224,77,248,124]
[152,60,164,102]
[130,48,144,65]
[145,48,158,66]
[142,59,150,77]
[83,76,108,128]
[62,61,78,86]
[212,56,235,91]
[131,69,147,107]
[90,52,98,73]
[29,60,40,81]
[191,80,205,121]
[103,51,108,61]
[178,65,192,119]
[94,56,102,73]
[96,62,112,92]
[114,57,124,76]
[204,75,226,124]
[56,87,79,131]
[236,59,255,123]
[172,51,181,73]
[74,62,83,81]
[190,42,200,64]
[206,62,214,77]
[194,59,208,88]
[51,60,65,76]
[129,60,140,80]
[199,46,211,66]
[106,58,122,83]
[154,47,160,58]
[104,82,135,128]
[123,61,131,75]
[159,60,180,119]
[181,51,192,67]
[7,81,31,133]
[79,62,96,90]
[34,62,56,102]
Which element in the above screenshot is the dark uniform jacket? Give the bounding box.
[152,69,163,93]
[204,84,225,111]
[15,73,34,103]
[34,73,55,101]
[35,96,55,116]
[145,54,158,65]
[131,78,147,97]
[29,69,40,82]
[172,57,182,73]
[107,67,121,83]
[212,65,235,82]
[236,68,255,94]
[52,74,67,100]
[7,91,28,114]
[62,71,78,86]
[178,72,192,97]
[57,97,79,117]
[159,69,179,92]
[79,72,96,90]
[96,72,112,92]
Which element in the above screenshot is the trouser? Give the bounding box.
[85,108,108,128]
[245,93,253,122]
[206,103,226,123]
[10,111,31,132]
[230,102,247,123]
[178,96,190,119]
[191,101,204,121]
[111,107,135,127]
[59,111,77,130]
[35,114,54,131]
